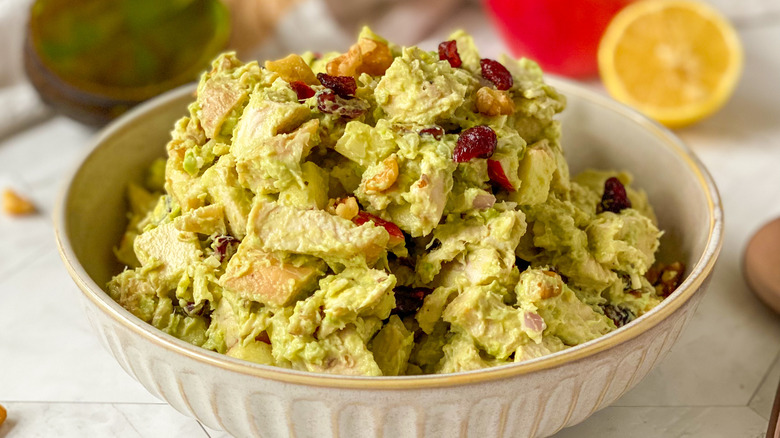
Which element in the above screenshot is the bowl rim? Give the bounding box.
[54,77,723,390]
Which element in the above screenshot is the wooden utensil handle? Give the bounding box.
[768,377,780,438]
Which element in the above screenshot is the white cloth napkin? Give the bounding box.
[0,0,50,140]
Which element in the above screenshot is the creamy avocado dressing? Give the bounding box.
[109,29,671,376]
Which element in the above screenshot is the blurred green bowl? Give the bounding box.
[24,0,230,125]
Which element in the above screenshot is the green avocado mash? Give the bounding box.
[108,28,672,376]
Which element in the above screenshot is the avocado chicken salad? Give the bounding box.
[108,28,685,376]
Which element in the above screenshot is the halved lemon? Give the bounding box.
[598,0,743,128]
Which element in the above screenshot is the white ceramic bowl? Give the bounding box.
[55,78,722,438]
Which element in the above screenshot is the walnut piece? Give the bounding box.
[326,38,393,78]
[355,38,394,76]
[2,189,36,216]
[646,261,685,297]
[539,270,563,299]
[265,54,318,85]
[327,197,359,221]
[364,155,399,193]
[476,87,515,116]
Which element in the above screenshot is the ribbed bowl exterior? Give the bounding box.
[77,277,708,438]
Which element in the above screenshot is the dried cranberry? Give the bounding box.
[600,177,632,213]
[392,286,433,317]
[289,81,315,101]
[438,40,462,68]
[316,90,368,119]
[317,73,357,97]
[214,235,239,263]
[453,125,497,162]
[255,331,271,344]
[183,300,209,317]
[317,90,338,112]
[480,58,513,90]
[601,304,635,328]
[419,126,444,140]
[353,211,405,247]
[487,159,515,191]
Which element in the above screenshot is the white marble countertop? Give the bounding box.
[1,2,779,437]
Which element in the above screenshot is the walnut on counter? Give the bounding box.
[2,189,36,216]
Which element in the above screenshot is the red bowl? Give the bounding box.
[483,0,632,78]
